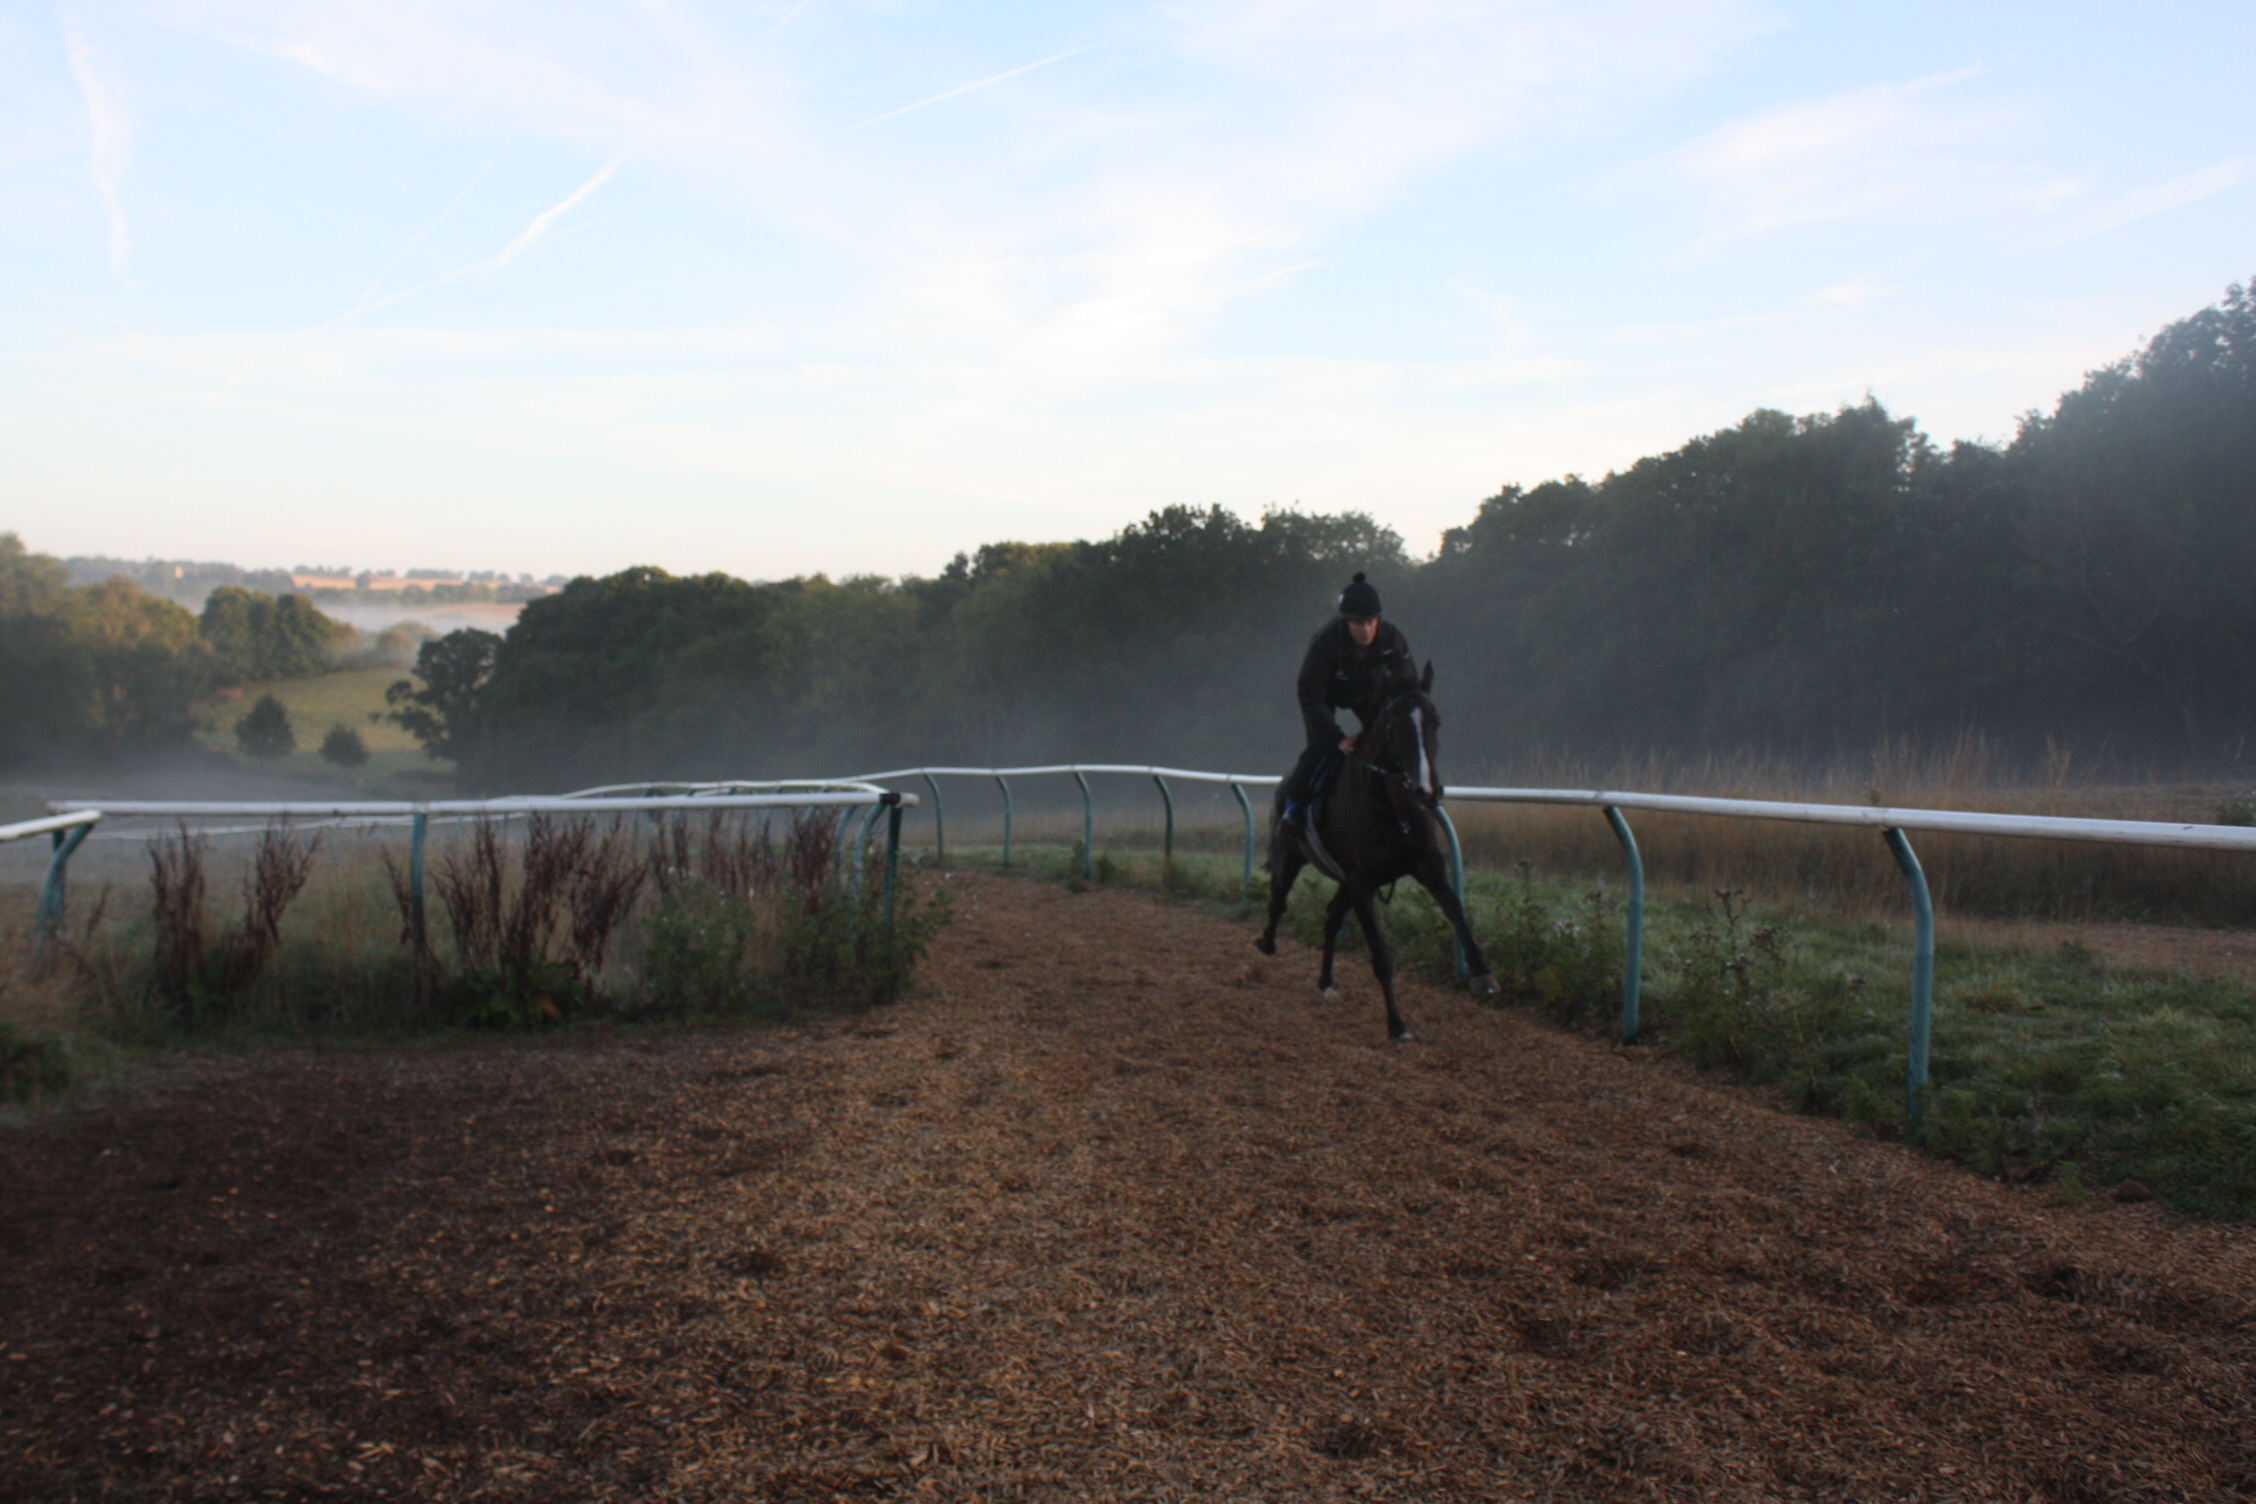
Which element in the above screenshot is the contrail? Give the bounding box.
[357,145,509,309]
[311,258,491,332]
[840,42,1100,134]
[65,31,132,280]
[486,126,660,276]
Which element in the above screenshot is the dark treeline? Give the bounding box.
[425,509,1410,789]
[411,277,2254,791]
[1423,278,2256,762]
[11,278,2250,784]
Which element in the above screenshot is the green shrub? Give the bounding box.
[319,723,369,768]
[234,694,295,760]
[634,865,947,1021]
[632,810,949,1022]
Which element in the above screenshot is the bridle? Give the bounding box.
[1355,686,1441,810]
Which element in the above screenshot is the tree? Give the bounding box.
[235,694,295,760]
[2008,276,2256,755]
[0,542,210,766]
[386,628,501,763]
[200,587,352,684]
[0,533,69,615]
[320,723,369,768]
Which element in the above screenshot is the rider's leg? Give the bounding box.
[1281,741,1329,826]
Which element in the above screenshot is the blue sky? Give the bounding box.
[5,1,2251,580]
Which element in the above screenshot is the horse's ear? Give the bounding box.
[1420,659,1434,693]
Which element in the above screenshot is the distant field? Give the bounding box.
[192,669,449,782]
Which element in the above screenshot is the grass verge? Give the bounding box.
[959,840,2256,1224]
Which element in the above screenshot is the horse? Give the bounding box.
[1255,662,1500,1040]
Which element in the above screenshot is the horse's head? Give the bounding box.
[1370,660,1443,810]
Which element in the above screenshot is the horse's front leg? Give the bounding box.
[1412,851,1499,996]
[1348,888,1410,1041]
[1318,885,1355,996]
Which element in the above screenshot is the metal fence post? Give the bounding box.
[882,793,904,924]
[1884,827,1936,1125]
[1436,805,1468,982]
[921,772,946,866]
[32,821,94,972]
[996,776,1014,868]
[1604,806,1645,1046]
[407,811,431,1007]
[1074,770,1093,879]
[1153,774,1175,867]
[1232,781,1256,899]
[855,802,883,881]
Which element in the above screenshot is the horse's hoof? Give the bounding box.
[1469,974,1500,996]
[1320,984,1338,999]
[1254,936,1277,956]
[1389,1030,1412,1043]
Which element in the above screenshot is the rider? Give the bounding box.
[1280,572,1415,831]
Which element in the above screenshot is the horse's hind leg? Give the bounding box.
[1256,836,1303,956]
[1348,889,1409,1041]
[1318,885,1355,996]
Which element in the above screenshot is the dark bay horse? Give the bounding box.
[1255,663,1500,1040]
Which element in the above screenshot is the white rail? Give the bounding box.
[49,793,908,819]
[1444,786,2256,852]
[1,810,104,844]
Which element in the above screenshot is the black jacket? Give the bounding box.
[1297,618,1414,749]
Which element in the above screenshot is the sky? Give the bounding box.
[3,1,2252,582]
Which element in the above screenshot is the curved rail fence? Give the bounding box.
[1444,786,2256,1122]
[798,765,2256,1126]
[36,771,2256,1123]
[1,810,104,971]
[34,787,920,984]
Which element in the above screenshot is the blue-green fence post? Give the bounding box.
[855,802,883,883]
[996,776,1014,868]
[883,794,904,924]
[921,772,946,866]
[1074,770,1093,879]
[1436,805,1468,982]
[1152,775,1175,868]
[1884,827,1935,1125]
[1604,806,1645,1045]
[32,821,94,972]
[409,811,431,1009]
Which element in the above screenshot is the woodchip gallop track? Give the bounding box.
[4,872,2251,1501]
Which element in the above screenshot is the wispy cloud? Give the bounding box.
[64,30,132,281]
[2042,156,2256,245]
[1808,273,1896,308]
[838,43,1102,135]
[1662,69,2072,249]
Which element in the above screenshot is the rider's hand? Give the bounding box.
[1340,736,1358,754]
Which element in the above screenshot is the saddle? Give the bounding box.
[1297,750,1351,883]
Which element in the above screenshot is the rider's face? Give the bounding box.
[1346,616,1380,647]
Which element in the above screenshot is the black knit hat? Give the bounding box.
[1337,572,1382,619]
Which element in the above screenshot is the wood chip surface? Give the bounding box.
[3,871,2252,1501]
